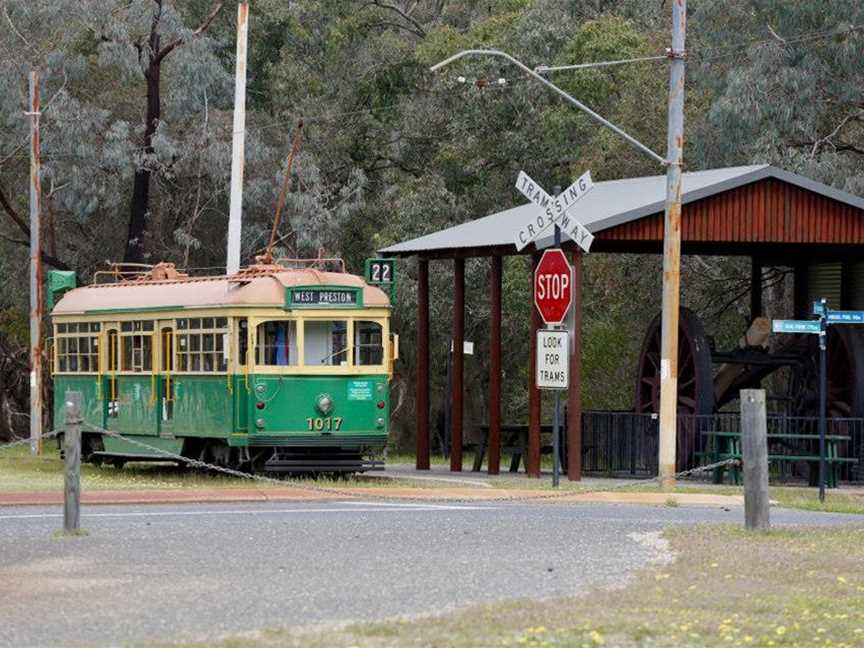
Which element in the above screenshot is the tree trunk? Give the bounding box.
[125,57,161,263]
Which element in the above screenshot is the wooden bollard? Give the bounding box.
[740,389,770,530]
[63,391,82,534]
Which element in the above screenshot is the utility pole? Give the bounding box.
[28,70,43,456]
[658,0,687,489]
[226,1,249,275]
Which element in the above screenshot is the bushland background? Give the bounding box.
[1,0,862,449]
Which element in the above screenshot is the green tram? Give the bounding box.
[49,261,397,473]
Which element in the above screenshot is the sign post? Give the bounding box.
[535,248,574,487]
[773,299,864,502]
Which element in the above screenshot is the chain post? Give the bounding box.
[63,391,82,534]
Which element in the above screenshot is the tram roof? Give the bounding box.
[52,269,390,316]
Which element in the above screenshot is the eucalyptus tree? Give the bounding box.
[0,0,234,274]
[691,0,864,193]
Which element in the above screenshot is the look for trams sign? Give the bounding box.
[537,329,569,390]
[514,170,595,252]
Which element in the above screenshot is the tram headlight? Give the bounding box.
[316,394,334,415]
[255,418,265,429]
[376,417,385,428]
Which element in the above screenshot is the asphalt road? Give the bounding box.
[0,500,862,648]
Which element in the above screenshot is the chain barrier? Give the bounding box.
[0,428,63,452]
[79,422,740,505]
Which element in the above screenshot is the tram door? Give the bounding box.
[104,325,120,432]
[158,322,175,436]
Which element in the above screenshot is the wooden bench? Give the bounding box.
[697,430,858,488]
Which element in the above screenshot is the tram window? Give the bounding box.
[175,317,229,372]
[304,320,348,366]
[121,320,154,333]
[238,319,248,366]
[255,321,298,366]
[122,332,152,372]
[55,322,100,373]
[354,321,384,366]
[118,320,154,372]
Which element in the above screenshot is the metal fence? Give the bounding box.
[581,411,658,477]
[581,410,864,482]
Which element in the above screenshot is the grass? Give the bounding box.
[165,523,864,648]
[2,445,863,516]
[0,445,449,492]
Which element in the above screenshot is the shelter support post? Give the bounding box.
[451,258,465,472]
[488,256,502,475]
[415,259,430,470]
[567,250,583,481]
[527,254,541,478]
[751,258,763,320]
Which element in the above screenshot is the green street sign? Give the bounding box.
[772,319,821,334]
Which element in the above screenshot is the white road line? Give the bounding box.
[0,505,495,521]
[337,501,493,510]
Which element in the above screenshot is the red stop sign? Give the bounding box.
[534,249,573,325]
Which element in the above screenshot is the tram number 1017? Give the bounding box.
[306,416,344,432]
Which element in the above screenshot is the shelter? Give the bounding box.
[380,165,864,480]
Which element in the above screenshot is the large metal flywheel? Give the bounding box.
[635,307,715,471]
[635,307,715,417]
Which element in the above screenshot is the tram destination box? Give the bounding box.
[287,287,362,308]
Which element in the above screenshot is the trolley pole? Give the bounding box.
[658,0,687,489]
[28,70,43,456]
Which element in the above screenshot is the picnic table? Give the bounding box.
[471,423,565,472]
[697,430,858,488]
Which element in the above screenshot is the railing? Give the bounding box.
[581,411,658,477]
[580,411,864,482]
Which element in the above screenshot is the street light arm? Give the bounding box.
[430,49,666,165]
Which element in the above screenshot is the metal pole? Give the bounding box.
[429,50,665,165]
[552,189,562,488]
[658,0,687,490]
[553,390,561,487]
[63,391,82,534]
[226,1,249,274]
[819,312,827,502]
[28,71,43,457]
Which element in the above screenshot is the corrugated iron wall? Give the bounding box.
[599,178,864,244]
[806,262,843,310]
